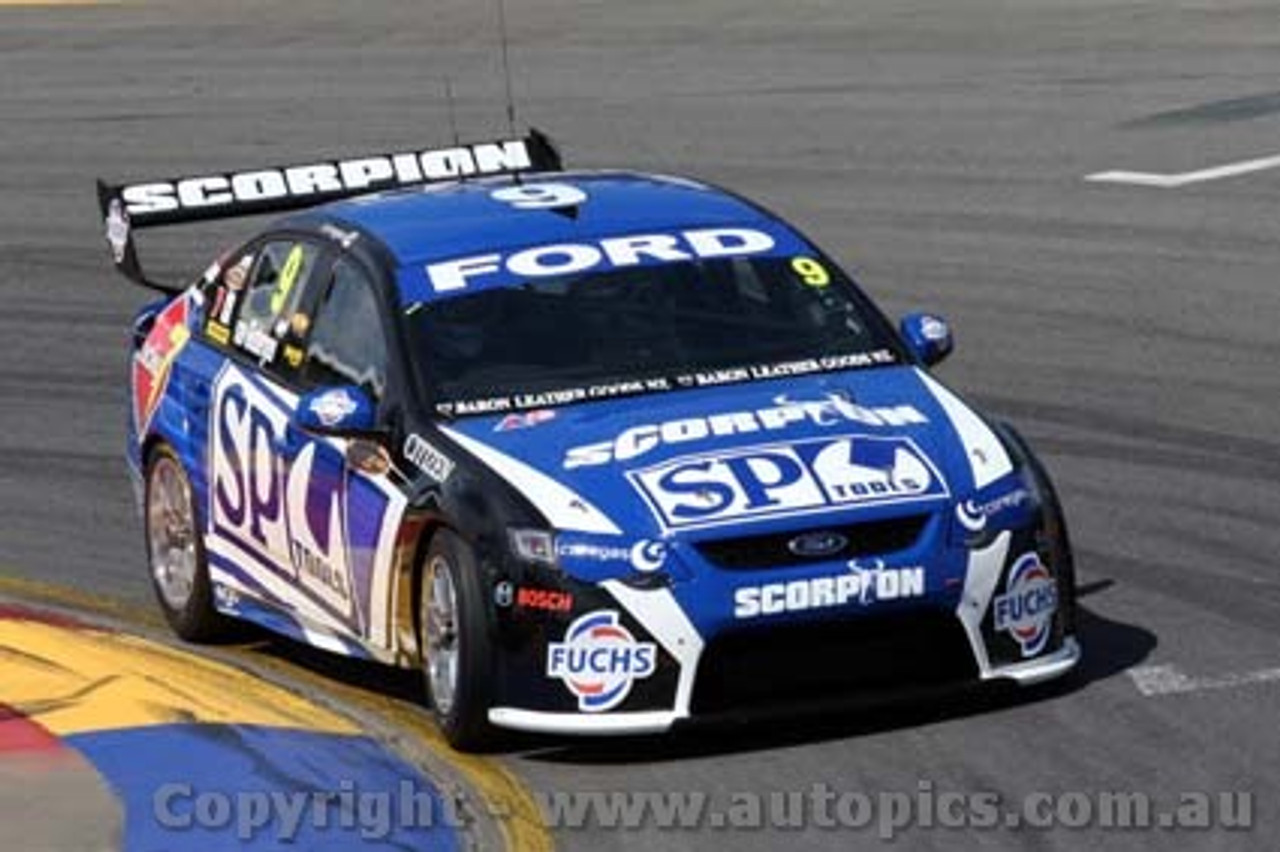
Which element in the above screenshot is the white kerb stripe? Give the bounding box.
[916,369,1012,489]
[438,426,622,535]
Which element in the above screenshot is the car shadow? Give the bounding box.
[228,576,1155,761]
[234,631,429,705]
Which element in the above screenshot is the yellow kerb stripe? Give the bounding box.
[0,619,358,736]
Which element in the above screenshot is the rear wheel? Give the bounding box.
[420,530,498,751]
[144,444,231,642]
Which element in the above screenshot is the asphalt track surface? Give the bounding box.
[1,1,1277,849]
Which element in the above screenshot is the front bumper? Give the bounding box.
[488,636,1082,736]
[988,636,1082,687]
[484,488,1078,736]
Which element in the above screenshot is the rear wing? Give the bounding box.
[96,129,562,292]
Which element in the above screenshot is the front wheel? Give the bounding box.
[144,444,231,642]
[419,530,499,751]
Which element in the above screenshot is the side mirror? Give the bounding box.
[899,312,954,367]
[294,385,377,436]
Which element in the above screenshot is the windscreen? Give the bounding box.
[407,254,902,415]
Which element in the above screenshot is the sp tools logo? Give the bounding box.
[547,611,657,712]
[629,435,948,531]
[993,553,1059,657]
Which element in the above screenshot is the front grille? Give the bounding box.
[694,514,930,570]
[690,612,976,716]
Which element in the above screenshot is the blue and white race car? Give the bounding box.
[100,131,1079,750]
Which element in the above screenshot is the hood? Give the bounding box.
[439,366,1013,541]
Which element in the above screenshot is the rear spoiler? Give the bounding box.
[96,129,562,292]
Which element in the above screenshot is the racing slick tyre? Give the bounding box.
[144,444,232,642]
[419,530,499,752]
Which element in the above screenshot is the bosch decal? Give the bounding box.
[630,435,948,531]
[515,587,574,613]
[546,611,657,712]
[993,553,1059,657]
[493,581,515,608]
[733,561,926,620]
[565,392,928,469]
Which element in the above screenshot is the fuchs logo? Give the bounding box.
[993,553,1059,657]
[547,611,657,712]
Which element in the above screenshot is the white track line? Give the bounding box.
[1128,663,1280,697]
[1086,153,1280,188]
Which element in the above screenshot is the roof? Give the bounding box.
[311,170,809,305]
[325,171,780,262]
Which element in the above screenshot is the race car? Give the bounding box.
[99,130,1079,750]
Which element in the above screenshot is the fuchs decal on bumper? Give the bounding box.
[546,610,657,712]
[628,435,948,531]
[994,552,1058,657]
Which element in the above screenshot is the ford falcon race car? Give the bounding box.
[99,131,1079,750]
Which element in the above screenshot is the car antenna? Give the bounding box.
[444,76,461,146]
[493,0,529,185]
[495,0,518,139]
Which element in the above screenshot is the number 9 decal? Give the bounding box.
[491,183,587,210]
[270,245,306,315]
[791,256,831,288]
